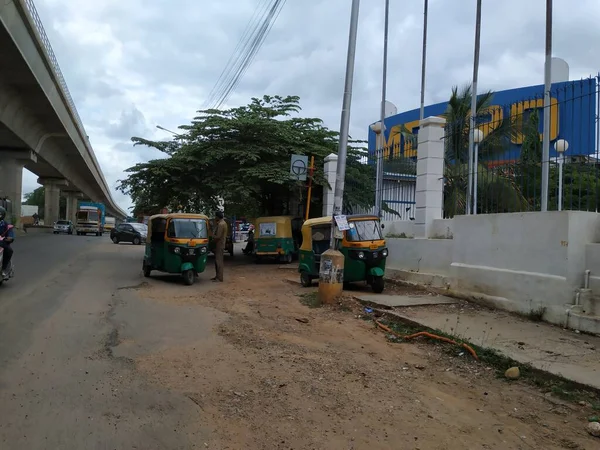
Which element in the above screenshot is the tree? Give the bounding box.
[118,95,374,217]
[442,85,528,217]
[516,110,543,209]
[22,187,67,220]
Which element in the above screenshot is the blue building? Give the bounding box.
[368,77,599,163]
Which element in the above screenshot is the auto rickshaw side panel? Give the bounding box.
[298,217,331,276]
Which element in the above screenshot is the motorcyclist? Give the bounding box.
[0,206,15,279]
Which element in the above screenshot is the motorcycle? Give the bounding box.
[0,224,15,285]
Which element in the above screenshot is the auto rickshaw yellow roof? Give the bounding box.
[302,215,380,228]
[302,216,332,227]
[254,215,300,224]
[148,213,209,221]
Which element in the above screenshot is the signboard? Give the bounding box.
[334,215,350,231]
[259,222,276,237]
[290,154,308,181]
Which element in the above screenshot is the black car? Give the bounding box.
[110,222,147,245]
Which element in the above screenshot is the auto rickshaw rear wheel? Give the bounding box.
[183,269,195,286]
[300,271,312,287]
[371,276,384,294]
[143,263,151,278]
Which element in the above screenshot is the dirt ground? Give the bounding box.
[132,258,598,450]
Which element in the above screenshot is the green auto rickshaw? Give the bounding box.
[298,215,388,293]
[207,218,234,256]
[254,216,303,263]
[142,213,209,285]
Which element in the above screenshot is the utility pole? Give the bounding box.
[419,0,428,122]
[541,0,553,211]
[318,0,360,304]
[467,0,482,215]
[375,0,390,219]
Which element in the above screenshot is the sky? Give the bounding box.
[23,0,600,212]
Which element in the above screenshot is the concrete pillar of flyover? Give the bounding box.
[37,178,67,225]
[0,150,37,227]
[65,192,82,224]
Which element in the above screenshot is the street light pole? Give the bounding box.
[467,0,482,215]
[319,0,360,305]
[419,0,428,122]
[330,0,360,222]
[541,0,553,211]
[156,125,180,136]
[375,0,390,219]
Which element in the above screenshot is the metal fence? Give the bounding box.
[344,145,416,221]
[443,76,600,217]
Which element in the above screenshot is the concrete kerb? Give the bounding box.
[384,267,600,335]
[354,299,600,396]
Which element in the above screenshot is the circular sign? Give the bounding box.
[291,159,307,177]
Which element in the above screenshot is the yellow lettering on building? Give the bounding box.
[381,97,560,157]
[476,105,503,139]
[510,98,559,144]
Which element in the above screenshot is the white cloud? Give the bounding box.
[21,0,600,212]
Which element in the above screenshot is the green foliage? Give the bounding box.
[118,95,372,217]
[517,110,543,209]
[551,163,600,211]
[442,84,527,217]
[516,110,600,212]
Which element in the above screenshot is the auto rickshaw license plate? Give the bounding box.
[370,244,378,250]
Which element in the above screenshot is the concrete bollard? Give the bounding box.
[317,248,345,304]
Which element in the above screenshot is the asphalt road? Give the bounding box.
[0,233,211,449]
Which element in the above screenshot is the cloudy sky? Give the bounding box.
[23,0,600,212]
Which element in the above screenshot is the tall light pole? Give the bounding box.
[467,0,482,215]
[419,0,428,122]
[375,0,390,219]
[331,0,360,220]
[541,0,553,211]
[156,124,181,137]
[472,128,484,215]
[319,0,361,304]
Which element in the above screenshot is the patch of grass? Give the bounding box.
[386,232,412,239]
[526,306,547,322]
[298,292,320,308]
[375,314,600,408]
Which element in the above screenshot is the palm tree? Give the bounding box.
[441,84,528,217]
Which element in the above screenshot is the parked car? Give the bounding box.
[53,220,73,235]
[110,222,147,245]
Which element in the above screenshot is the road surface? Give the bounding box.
[0,233,206,449]
[0,234,597,449]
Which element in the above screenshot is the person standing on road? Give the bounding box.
[212,210,227,282]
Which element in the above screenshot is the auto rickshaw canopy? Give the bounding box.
[147,213,209,244]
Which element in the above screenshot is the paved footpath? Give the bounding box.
[356,293,600,390]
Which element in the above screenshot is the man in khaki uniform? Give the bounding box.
[212,210,227,282]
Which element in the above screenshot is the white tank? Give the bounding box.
[384,101,397,118]
[551,57,569,83]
